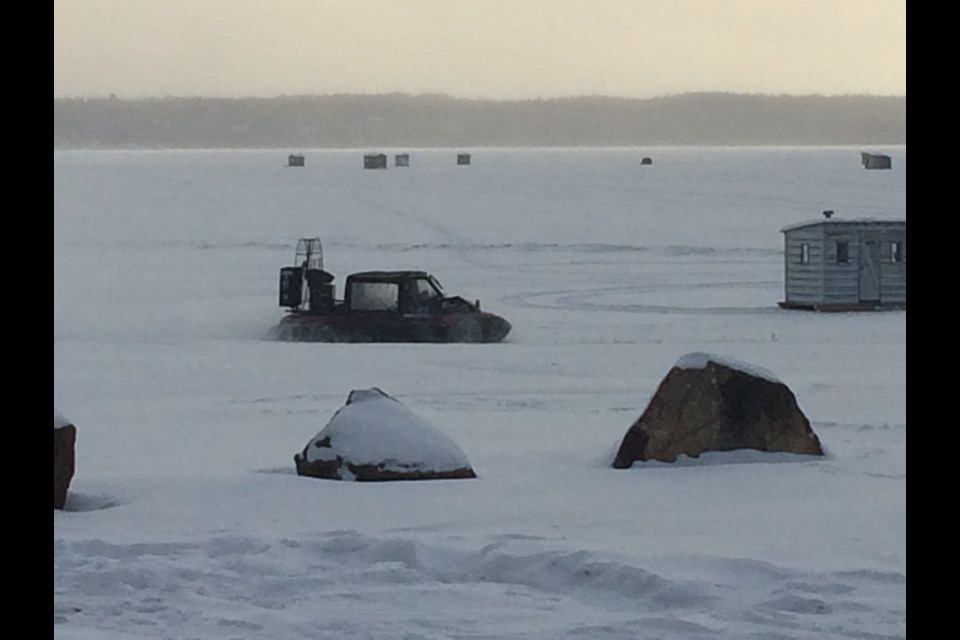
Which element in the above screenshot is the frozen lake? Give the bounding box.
[54,146,906,639]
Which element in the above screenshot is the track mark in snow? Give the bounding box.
[345,191,499,271]
[502,281,781,315]
[252,467,297,475]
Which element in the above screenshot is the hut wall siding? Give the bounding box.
[822,287,861,303]
[784,270,823,302]
[880,261,907,303]
[820,229,861,304]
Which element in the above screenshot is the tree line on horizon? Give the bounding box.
[53,92,906,149]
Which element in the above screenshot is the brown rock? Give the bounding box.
[54,425,77,509]
[613,353,823,467]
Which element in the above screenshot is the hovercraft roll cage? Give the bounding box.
[278,237,336,311]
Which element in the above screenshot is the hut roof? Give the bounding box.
[780,218,906,234]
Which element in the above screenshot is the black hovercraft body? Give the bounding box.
[272,238,511,343]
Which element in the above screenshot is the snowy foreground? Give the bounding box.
[54,147,906,639]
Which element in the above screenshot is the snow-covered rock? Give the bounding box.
[295,388,477,481]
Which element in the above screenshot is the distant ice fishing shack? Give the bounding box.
[779,212,906,311]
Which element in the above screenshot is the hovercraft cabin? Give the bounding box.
[779,215,906,311]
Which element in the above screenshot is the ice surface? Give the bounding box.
[54,146,906,640]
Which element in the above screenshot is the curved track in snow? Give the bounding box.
[502,280,782,315]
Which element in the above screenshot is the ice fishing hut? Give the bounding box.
[779,212,906,311]
[288,154,305,167]
[457,153,471,166]
[395,153,410,167]
[364,154,388,169]
[861,152,892,170]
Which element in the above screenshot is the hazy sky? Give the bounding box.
[54,0,906,100]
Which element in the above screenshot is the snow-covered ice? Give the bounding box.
[54,146,906,639]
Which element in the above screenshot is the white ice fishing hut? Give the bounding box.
[779,212,906,311]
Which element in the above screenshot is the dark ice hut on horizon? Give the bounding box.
[457,153,471,165]
[287,154,305,167]
[364,154,388,169]
[395,153,410,167]
[861,152,892,170]
[779,212,906,311]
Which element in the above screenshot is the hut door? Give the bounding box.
[858,235,881,302]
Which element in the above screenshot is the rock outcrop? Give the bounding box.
[613,353,823,467]
[54,412,76,509]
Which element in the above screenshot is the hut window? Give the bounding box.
[799,244,810,264]
[836,241,849,264]
[891,240,905,263]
